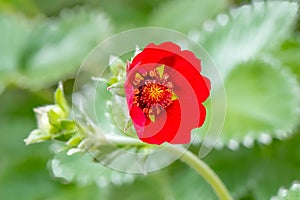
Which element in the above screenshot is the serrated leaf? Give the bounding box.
[149,0,230,33]
[0,9,112,91]
[223,60,298,144]
[272,182,300,200]
[51,149,134,188]
[196,60,299,147]
[19,9,112,89]
[270,37,300,80]
[199,1,298,77]
[0,13,30,73]
[0,146,103,200]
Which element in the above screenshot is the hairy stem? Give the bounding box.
[104,135,233,200]
[165,145,233,200]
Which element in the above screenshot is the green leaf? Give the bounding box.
[272,182,300,200]
[0,13,31,93]
[0,149,103,200]
[270,37,300,80]
[19,8,112,89]
[0,9,112,91]
[198,1,299,77]
[148,0,230,33]
[50,149,135,188]
[196,59,299,147]
[223,60,299,146]
[0,13,30,73]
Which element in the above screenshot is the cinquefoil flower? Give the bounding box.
[125,42,210,144]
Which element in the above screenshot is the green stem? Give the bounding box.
[165,145,233,200]
[104,135,233,200]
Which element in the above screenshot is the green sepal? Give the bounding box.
[124,118,133,132]
[67,135,82,147]
[55,81,69,114]
[172,92,178,100]
[48,109,62,130]
[53,130,76,142]
[108,77,119,86]
[24,129,51,145]
[156,64,165,78]
[60,120,76,131]
[149,114,155,122]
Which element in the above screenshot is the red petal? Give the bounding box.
[167,54,210,103]
[128,42,181,71]
[130,106,146,127]
[198,103,207,127]
[137,100,181,144]
[136,98,205,144]
[177,50,202,71]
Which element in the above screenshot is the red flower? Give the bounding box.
[124,42,210,144]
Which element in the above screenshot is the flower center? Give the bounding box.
[142,84,168,102]
[131,65,177,120]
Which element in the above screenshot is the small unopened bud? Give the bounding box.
[107,82,125,97]
[109,55,126,76]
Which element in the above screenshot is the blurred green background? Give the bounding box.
[1,0,300,199]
